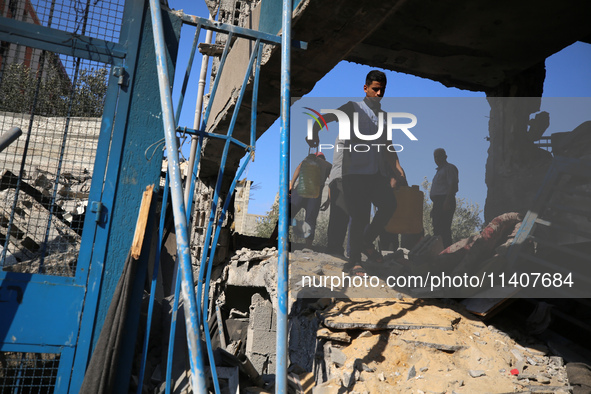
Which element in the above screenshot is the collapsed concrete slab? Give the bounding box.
[312,297,571,393]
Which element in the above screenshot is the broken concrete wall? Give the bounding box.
[232,179,252,234]
[484,63,553,222]
[180,168,231,265]
[245,293,277,374]
[202,4,267,150]
[0,112,101,177]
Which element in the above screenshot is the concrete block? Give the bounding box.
[246,328,276,355]
[329,347,347,367]
[247,352,268,375]
[249,293,273,330]
[215,366,239,394]
[267,354,276,375]
[312,382,341,394]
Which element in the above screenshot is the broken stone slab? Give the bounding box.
[321,300,458,331]
[407,365,416,380]
[311,382,341,394]
[397,329,467,352]
[525,386,573,393]
[511,348,526,372]
[0,245,17,266]
[340,368,356,388]
[468,370,486,378]
[231,247,277,263]
[224,256,278,311]
[516,373,551,382]
[327,346,347,367]
[317,327,351,343]
[0,188,80,252]
[340,359,364,389]
[0,170,69,221]
[3,250,78,276]
[404,341,463,353]
[322,320,453,331]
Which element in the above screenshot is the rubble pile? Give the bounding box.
[209,243,581,393]
[0,167,90,275]
[212,247,280,376]
[310,298,571,393]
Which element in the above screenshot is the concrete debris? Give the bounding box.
[406,365,416,380]
[200,243,576,393]
[321,299,457,331]
[317,328,351,344]
[307,295,572,393]
[328,346,347,368]
[231,246,277,262]
[245,293,276,375]
[408,235,444,261]
[0,168,85,275]
[468,370,486,378]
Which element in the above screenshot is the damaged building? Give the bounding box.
[0,0,591,393]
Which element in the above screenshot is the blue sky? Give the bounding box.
[170,1,591,217]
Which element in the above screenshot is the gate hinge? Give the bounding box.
[90,201,104,223]
[112,66,129,87]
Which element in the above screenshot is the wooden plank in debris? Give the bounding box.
[321,300,459,331]
[131,184,154,260]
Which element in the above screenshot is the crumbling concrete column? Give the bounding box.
[245,293,277,374]
[484,62,553,222]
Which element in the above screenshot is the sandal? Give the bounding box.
[349,264,366,277]
[363,244,384,264]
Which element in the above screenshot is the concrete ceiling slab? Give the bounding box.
[198,0,591,179]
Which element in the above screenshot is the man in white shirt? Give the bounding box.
[308,70,406,275]
[430,148,459,248]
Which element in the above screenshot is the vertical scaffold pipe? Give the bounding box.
[147,0,208,392]
[276,0,292,392]
[184,12,216,207]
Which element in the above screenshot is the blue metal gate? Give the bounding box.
[0,0,143,392]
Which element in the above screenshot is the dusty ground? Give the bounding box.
[314,299,568,393]
[288,250,571,393]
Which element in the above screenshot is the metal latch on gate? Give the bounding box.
[90,201,104,223]
[112,66,129,87]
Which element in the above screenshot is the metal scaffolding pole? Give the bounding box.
[184,12,216,207]
[276,0,292,392]
[147,0,208,392]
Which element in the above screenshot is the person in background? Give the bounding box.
[430,148,459,248]
[320,136,349,257]
[308,70,406,275]
[271,152,332,248]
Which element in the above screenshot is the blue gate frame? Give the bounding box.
[0,0,169,392]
